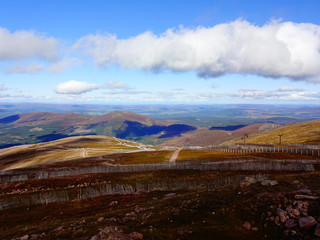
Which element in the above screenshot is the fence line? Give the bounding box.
[185,145,320,157]
[0,159,317,183]
[0,173,267,211]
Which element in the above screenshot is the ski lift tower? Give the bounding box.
[241,134,248,146]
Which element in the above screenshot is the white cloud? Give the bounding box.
[0,84,5,91]
[48,58,79,73]
[0,27,59,61]
[55,80,99,94]
[74,20,320,82]
[104,81,131,90]
[103,90,149,95]
[229,88,319,100]
[278,86,303,92]
[5,62,43,74]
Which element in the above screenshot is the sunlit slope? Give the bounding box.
[0,135,155,171]
[224,119,320,145]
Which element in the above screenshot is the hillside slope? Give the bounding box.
[223,119,320,145]
[0,111,196,148]
[160,123,279,147]
[0,135,155,171]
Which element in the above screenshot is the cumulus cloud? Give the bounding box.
[74,20,320,82]
[5,62,43,74]
[55,80,99,94]
[0,27,59,61]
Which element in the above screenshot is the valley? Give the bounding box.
[0,105,320,239]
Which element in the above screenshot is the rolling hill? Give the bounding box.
[160,123,280,147]
[0,111,196,148]
[223,119,320,145]
[0,135,156,171]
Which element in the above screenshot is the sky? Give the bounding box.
[0,0,320,104]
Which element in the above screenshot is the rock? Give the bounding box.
[285,219,298,229]
[298,188,312,194]
[286,205,292,213]
[298,216,318,228]
[21,235,29,240]
[276,208,288,223]
[243,221,251,231]
[261,180,278,186]
[293,201,304,210]
[129,232,143,239]
[50,226,63,233]
[29,234,41,239]
[245,177,257,184]
[125,212,136,217]
[275,216,280,225]
[240,182,251,188]
[314,224,320,237]
[251,227,258,231]
[269,180,278,186]
[292,209,300,216]
[165,193,176,198]
[261,180,272,186]
[294,194,318,200]
[97,217,104,223]
[291,180,301,185]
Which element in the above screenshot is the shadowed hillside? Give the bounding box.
[160,123,280,147]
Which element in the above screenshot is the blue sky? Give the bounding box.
[0,0,320,104]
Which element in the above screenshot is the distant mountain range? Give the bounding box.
[0,111,196,148]
[0,108,319,149]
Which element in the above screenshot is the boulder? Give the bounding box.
[285,219,298,229]
[298,216,318,228]
[295,195,318,200]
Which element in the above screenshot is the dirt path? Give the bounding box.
[169,148,181,163]
[81,148,88,157]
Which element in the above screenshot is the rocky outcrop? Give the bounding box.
[264,180,320,238]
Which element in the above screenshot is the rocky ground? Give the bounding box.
[0,170,319,240]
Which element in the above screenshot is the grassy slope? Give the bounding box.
[224,119,320,145]
[0,135,156,171]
